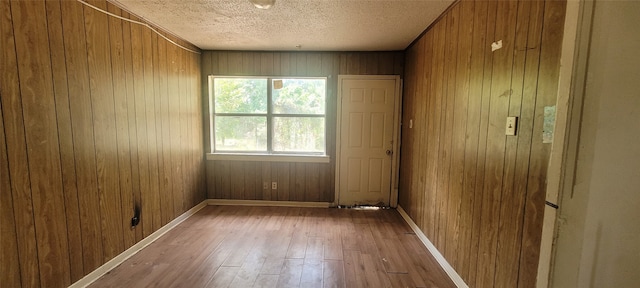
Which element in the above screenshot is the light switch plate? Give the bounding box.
[506,116,517,136]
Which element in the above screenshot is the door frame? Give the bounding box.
[535,0,593,286]
[334,75,403,207]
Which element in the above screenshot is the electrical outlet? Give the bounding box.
[131,206,140,228]
[271,182,277,190]
[263,182,268,190]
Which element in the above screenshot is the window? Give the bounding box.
[211,76,327,156]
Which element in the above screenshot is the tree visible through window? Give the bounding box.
[211,77,326,154]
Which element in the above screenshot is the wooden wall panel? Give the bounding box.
[0,1,204,287]
[446,0,473,269]
[0,76,22,288]
[398,0,567,287]
[120,10,144,244]
[157,27,173,226]
[459,0,489,282]
[46,0,85,281]
[468,1,498,283]
[167,31,186,219]
[85,0,124,263]
[518,0,566,286]
[141,15,160,235]
[106,2,137,250]
[202,51,404,202]
[494,1,543,287]
[410,36,426,231]
[11,1,71,286]
[61,0,104,273]
[1,4,40,286]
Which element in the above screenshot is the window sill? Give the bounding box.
[206,153,330,163]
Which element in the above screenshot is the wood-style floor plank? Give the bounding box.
[299,258,323,288]
[254,274,279,288]
[322,260,345,288]
[90,206,456,288]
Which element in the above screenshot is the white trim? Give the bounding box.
[397,205,469,288]
[206,153,330,163]
[69,200,209,288]
[335,75,402,207]
[207,199,332,208]
[537,0,592,287]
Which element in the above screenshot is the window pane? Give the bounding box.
[272,79,325,114]
[273,117,325,153]
[214,78,267,113]
[214,116,267,151]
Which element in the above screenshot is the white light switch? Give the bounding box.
[506,116,517,136]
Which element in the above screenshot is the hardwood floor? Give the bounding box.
[90,205,456,288]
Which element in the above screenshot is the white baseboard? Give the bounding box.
[69,200,209,288]
[206,198,332,208]
[397,205,469,288]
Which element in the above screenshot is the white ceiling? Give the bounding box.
[112,0,454,51]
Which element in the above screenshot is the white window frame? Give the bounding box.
[207,75,330,163]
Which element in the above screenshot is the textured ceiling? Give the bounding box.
[112,0,454,51]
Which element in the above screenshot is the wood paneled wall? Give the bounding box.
[0,1,205,287]
[398,0,566,287]
[201,51,404,202]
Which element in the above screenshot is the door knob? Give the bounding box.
[386,150,392,155]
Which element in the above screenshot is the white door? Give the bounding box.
[337,77,399,206]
